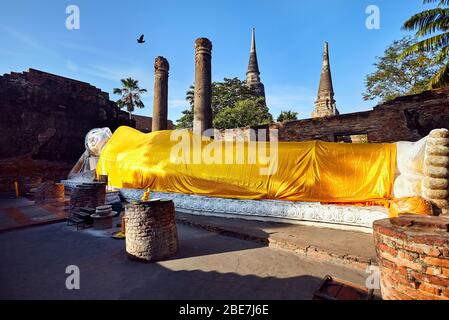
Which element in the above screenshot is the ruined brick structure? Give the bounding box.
[374,215,449,300]
[246,28,266,99]
[0,69,133,161]
[133,115,174,133]
[312,42,339,118]
[125,200,178,262]
[218,87,449,143]
[0,69,133,193]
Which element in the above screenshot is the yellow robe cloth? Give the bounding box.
[97,126,396,204]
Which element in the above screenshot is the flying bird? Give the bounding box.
[137,34,145,44]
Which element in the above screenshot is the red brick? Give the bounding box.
[379,251,423,271]
[383,287,414,300]
[376,225,408,241]
[378,243,398,257]
[423,256,449,268]
[418,283,442,297]
[411,271,449,287]
[442,248,449,257]
[442,268,449,278]
[398,250,418,262]
[379,258,396,270]
[401,242,441,257]
[410,234,448,246]
[426,266,442,276]
[442,288,449,299]
[395,282,445,300]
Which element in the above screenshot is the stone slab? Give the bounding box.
[176,212,377,270]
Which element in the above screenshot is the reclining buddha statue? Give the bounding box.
[69,126,449,217]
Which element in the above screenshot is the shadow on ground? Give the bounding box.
[0,222,370,300]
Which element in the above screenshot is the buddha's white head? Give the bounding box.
[85,127,112,157]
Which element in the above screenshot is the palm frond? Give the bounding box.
[423,0,449,7]
[403,8,449,33]
[400,33,449,59]
[429,60,449,87]
[434,44,449,62]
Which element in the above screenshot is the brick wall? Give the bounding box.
[217,88,449,143]
[133,114,174,133]
[0,156,73,194]
[373,215,449,300]
[0,68,133,162]
[0,69,135,194]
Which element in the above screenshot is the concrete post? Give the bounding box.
[152,56,169,131]
[193,38,213,136]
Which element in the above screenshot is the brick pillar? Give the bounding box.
[69,182,106,218]
[193,37,213,136]
[125,200,178,262]
[152,56,169,131]
[34,182,65,204]
[373,215,449,300]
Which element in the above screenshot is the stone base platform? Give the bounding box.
[118,189,388,232]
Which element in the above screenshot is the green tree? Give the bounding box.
[113,78,147,119]
[213,98,273,129]
[401,0,449,88]
[277,110,298,122]
[175,77,272,129]
[175,107,194,129]
[364,37,442,102]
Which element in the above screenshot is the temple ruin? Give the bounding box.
[312,42,339,118]
[246,28,266,99]
[193,38,213,136]
[152,56,170,131]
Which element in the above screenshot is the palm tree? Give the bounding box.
[113,78,147,119]
[277,110,298,123]
[186,85,195,106]
[401,0,449,88]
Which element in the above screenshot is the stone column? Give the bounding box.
[152,56,169,131]
[374,215,449,300]
[125,200,178,262]
[193,38,213,136]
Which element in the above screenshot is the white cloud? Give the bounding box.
[66,60,79,72]
[169,98,188,109]
[58,41,129,63]
[0,24,58,57]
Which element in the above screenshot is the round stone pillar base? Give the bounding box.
[69,182,106,218]
[373,215,449,300]
[125,200,178,262]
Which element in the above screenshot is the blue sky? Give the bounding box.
[0,0,426,122]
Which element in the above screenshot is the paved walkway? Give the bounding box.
[176,212,378,270]
[0,198,378,270]
[0,197,67,233]
[0,222,377,300]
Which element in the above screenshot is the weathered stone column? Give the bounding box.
[125,200,178,262]
[152,56,169,131]
[374,215,449,300]
[193,38,213,136]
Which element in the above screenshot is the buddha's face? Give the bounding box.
[85,127,112,156]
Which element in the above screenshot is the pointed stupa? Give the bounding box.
[312,42,339,118]
[246,28,265,98]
